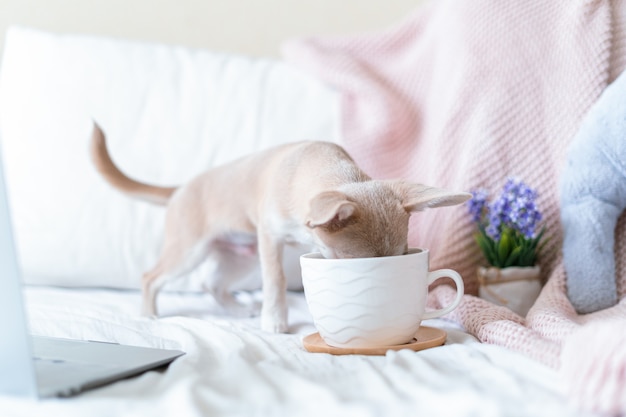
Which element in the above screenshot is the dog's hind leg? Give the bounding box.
[142,265,167,317]
[141,237,212,317]
[203,248,261,318]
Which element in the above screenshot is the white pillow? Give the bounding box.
[0,26,339,291]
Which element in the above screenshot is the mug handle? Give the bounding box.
[421,269,464,320]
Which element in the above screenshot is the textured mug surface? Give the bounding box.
[300,248,464,348]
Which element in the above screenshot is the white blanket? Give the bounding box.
[0,286,584,417]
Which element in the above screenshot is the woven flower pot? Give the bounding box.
[477,266,542,316]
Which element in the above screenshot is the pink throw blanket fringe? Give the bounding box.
[283,0,626,415]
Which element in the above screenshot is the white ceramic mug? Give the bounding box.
[300,248,464,348]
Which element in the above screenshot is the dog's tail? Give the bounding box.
[90,123,177,205]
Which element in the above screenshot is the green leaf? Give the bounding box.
[497,231,512,266]
[475,234,497,265]
[504,246,522,268]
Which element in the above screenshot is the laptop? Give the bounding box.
[0,137,184,398]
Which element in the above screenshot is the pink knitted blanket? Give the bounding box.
[283,0,626,414]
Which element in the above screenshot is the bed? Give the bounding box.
[1,1,625,416]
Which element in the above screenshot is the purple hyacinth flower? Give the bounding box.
[467,189,489,223]
[494,178,541,238]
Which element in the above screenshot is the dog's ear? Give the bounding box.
[396,182,471,213]
[306,191,358,230]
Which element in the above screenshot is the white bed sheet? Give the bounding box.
[0,286,590,417]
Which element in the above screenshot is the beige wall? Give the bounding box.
[0,0,421,58]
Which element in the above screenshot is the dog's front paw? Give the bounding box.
[261,305,288,333]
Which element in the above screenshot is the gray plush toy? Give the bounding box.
[560,70,626,314]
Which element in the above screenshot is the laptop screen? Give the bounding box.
[0,135,38,397]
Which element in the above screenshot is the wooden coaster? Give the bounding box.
[302,326,447,355]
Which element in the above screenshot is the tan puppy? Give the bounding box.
[90,124,470,332]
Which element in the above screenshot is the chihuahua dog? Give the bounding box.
[90,124,470,332]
